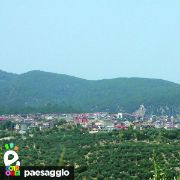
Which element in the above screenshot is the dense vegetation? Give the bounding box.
[0,123,179,179]
[1,70,180,114]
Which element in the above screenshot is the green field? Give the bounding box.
[0,123,179,180]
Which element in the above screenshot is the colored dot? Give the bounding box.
[5,144,9,150]
[14,146,19,151]
[10,143,14,149]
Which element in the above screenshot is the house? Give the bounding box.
[0,117,7,121]
[74,115,88,124]
[114,125,128,130]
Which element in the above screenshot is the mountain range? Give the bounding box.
[0,69,180,115]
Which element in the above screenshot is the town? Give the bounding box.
[0,105,179,135]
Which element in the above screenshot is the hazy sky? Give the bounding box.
[0,0,180,83]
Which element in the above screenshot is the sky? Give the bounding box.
[0,0,180,83]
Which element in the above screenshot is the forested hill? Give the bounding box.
[1,70,180,115]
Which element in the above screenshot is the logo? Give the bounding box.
[3,143,20,177]
[0,143,74,179]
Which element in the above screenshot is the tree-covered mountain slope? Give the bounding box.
[0,70,180,114]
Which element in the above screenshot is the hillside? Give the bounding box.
[0,125,179,179]
[0,70,180,114]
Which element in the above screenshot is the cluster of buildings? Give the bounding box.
[0,110,180,134]
[0,113,71,134]
[73,112,180,133]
